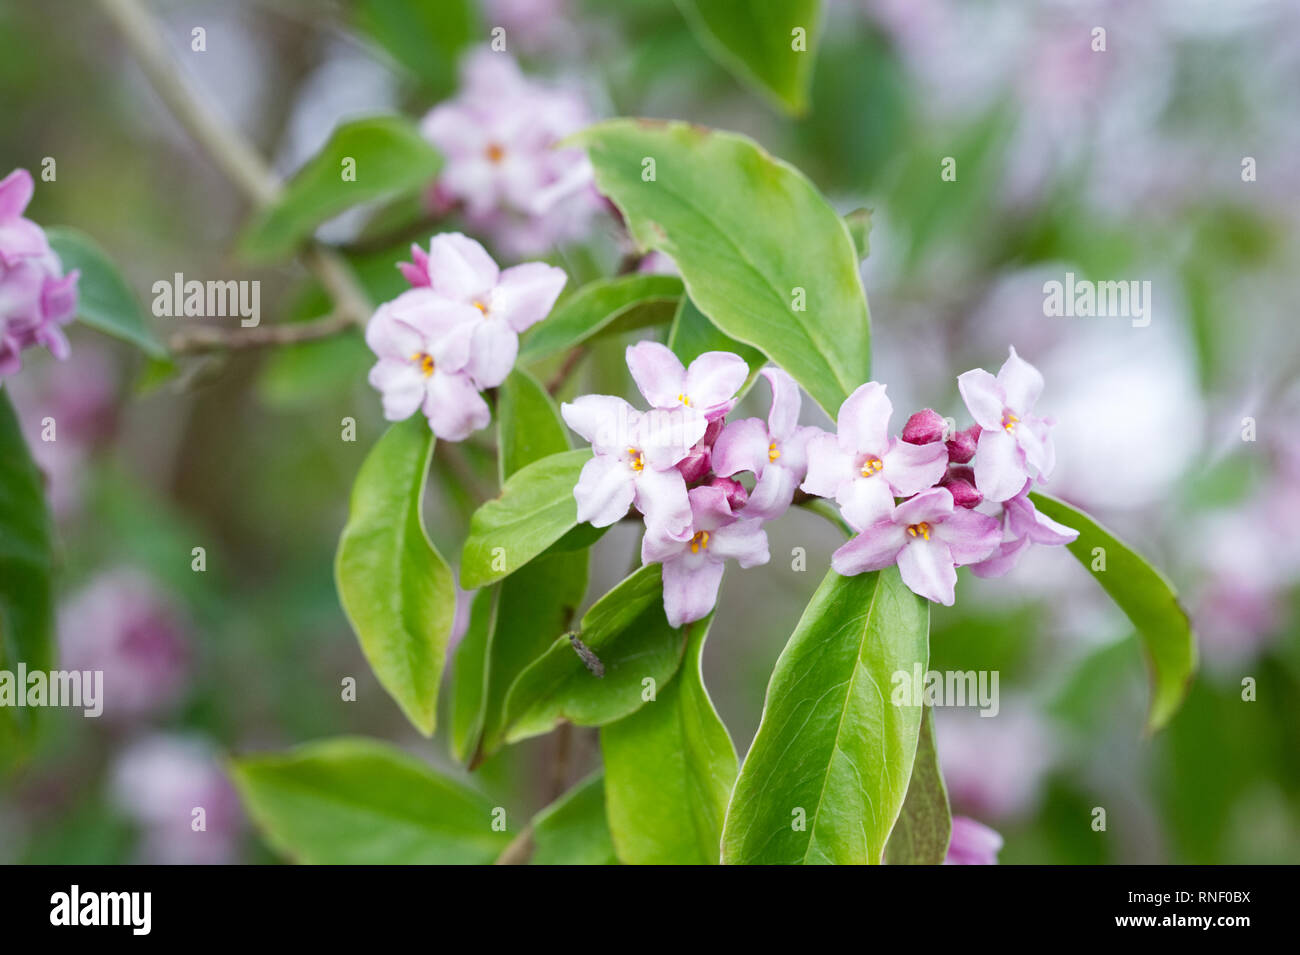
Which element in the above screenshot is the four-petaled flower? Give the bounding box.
[802,382,949,529]
[712,367,821,520]
[957,347,1056,502]
[641,484,770,627]
[831,487,1001,606]
[626,340,749,420]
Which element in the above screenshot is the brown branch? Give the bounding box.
[168,311,357,354]
[546,346,586,395]
[493,824,535,865]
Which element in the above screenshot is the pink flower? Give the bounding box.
[802,381,949,529]
[957,347,1056,502]
[364,288,489,441]
[561,394,706,541]
[939,465,982,509]
[400,233,566,389]
[0,168,79,376]
[969,481,1078,578]
[641,485,769,627]
[625,340,748,421]
[831,487,1001,605]
[944,816,1003,865]
[712,367,820,520]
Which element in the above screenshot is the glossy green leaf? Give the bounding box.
[602,615,736,864]
[231,737,508,864]
[0,388,56,758]
[240,116,443,261]
[666,294,765,388]
[884,707,950,864]
[518,274,683,364]
[459,448,590,589]
[722,567,929,865]
[449,588,494,764]
[1031,492,1198,732]
[335,416,455,736]
[45,227,165,357]
[499,564,688,744]
[675,0,823,115]
[575,120,870,416]
[529,773,618,866]
[354,0,478,96]
[496,368,569,483]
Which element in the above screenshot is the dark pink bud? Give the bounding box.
[709,475,749,512]
[676,443,712,484]
[397,243,431,288]
[940,466,982,509]
[946,425,980,464]
[702,416,726,448]
[902,409,947,445]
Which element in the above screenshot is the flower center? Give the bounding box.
[485,142,505,164]
[411,351,435,378]
[473,300,490,316]
[626,447,644,472]
[859,454,884,477]
[906,522,932,541]
[1001,411,1019,434]
[768,441,781,463]
[677,393,692,407]
[689,530,710,554]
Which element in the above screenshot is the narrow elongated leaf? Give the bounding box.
[602,615,736,864]
[499,565,688,743]
[529,773,618,866]
[240,116,443,261]
[449,588,494,763]
[354,0,478,96]
[45,228,165,357]
[884,707,950,864]
[575,120,870,415]
[675,0,823,115]
[335,416,455,736]
[1030,492,1197,732]
[722,567,929,865]
[518,274,683,364]
[459,448,590,589]
[0,389,56,757]
[231,737,508,864]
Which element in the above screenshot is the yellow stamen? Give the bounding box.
[473,300,489,315]
[859,455,884,477]
[1002,412,1019,434]
[485,143,505,163]
[906,522,932,541]
[768,441,781,463]
[411,351,435,378]
[689,530,710,554]
[627,447,644,472]
[677,393,692,407]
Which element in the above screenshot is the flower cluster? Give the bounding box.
[421,49,600,257]
[564,342,1078,623]
[0,168,79,376]
[365,232,566,441]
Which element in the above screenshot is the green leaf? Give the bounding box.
[518,274,683,364]
[459,448,590,589]
[602,615,736,864]
[575,120,870,416]
[721,567,929,864]
[449,588,494,764]
[884,707,950,864]
[844,207,872,260]
[499,564,688,744]
[529,773,619,865]
[240,116,443,261]
[231,737,508,864]
[335,416,455,736]
[1030,492,1198,733]
[666,295,766,401]
[496,368,569,483]
[354,0,478,96]
[45,227,165,357]
[674,0,823,115]
[0,388,56,758]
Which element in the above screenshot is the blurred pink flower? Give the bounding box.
[958,347,1057,502]
[944,815,1003,865]
[938,708,1055,820]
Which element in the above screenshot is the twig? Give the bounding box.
[546,346,586,395]
[168,310,357,354]
[493,824,535,865]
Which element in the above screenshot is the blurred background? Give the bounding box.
[1,0,1297,863]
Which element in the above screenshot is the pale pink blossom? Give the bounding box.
[970,480,1078,579]
[958,347,1056,502]
[944,816,1003,865]
[626,340,748,421]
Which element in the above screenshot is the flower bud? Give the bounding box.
[946,424,980,464]
[708,475,748,512]
[676,442,712,484]
[940,466,982,509]
[901,408,947,445]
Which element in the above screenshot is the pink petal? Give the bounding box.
[0,168,34,220]
[997,346,1043,413]
[0,219,49,266]
[423,369,491,441]
[465,318,519,389]
[762,366,802,441]
[41,269,79,324]
[636,406,707,471]
[641,523,687,565]
[365,304,427,362]
[893,486,955,527]
[368,359,426,421]
[683,350,748,417]
[490,261,567,332]
[1006,494,1077,546]
[425,232,499,302]
[881,438,949,496]
[831,520,907,576]
[800,430,854,498]
[708,519,769,569]
[1016,417,1055,480]
[626,340,686,410]
[708,475,749,513]
[897,537,958,605]
[836,381,892,455]
[944,816,1003,865]
[957,368,1005,431]
[711,416,770,478]
[972,428,1028,503]
[744,463,798,520]
[837,475,897,532]
[633,465,693,541]
[968,537,1030,579]
[661,556,724,628]
[574,453,637,528]
[934,508,1002,565]
[687,484,735,532]
[561,395,639,456]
